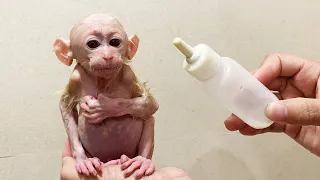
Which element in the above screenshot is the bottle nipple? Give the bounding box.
[173,38,194,64]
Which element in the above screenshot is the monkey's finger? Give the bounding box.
[83,113,99,120]
[121,158,135,170]
[84,96,94,107]
[75,163,82,174]
[80,103,92,113]
[90,99,100,107]
[85,160,97,176]
[123,161,142,177]
[91,158,102,171]
[79,161,90,176]
[87,115,104,124]
[120,154,129,164]
[84,96,99,108]
[145,163,155,175]
[84,96,94,102]
[134,161,149,178]
[82,113,93,119]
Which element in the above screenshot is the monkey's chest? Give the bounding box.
[77,115,143,162]
[85,83,134,99]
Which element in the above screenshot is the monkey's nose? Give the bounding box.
[103,56,114,61]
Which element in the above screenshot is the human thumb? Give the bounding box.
[265,98,320,126]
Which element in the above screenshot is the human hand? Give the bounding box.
[80,95,126,123]
[224,53,320,156]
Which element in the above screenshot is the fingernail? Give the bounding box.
[265,102,288,121]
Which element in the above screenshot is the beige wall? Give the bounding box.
[1,0,320,179]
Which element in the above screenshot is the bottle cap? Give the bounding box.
[173,37,222,82]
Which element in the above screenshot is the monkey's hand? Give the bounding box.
[80,95,126,123]
[75,156,103,176]
[119,155,155,179]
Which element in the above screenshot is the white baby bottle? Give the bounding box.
[173,37,279,129]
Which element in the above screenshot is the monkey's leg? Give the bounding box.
[60,104,103,176]
[120,116,156,179]
[137,116,155,159]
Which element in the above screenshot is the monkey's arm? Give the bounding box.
[60,72,86,160]
[60,103,86,160]
[120,92,159,119]
[121,65,159,119]
[84,65,159,121]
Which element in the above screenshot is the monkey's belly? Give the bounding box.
[78,115,143,162]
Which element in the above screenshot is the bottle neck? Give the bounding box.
[183,54,223,82]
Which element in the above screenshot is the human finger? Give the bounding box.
[224,114,247,131]
[253,53,305,86]
[265,98,320,125]
[266,77,304,99]
[225,114,288,135]
[234,122,286,136]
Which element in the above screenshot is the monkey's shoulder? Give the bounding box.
[68,65,89,86]
[120,65,138,84]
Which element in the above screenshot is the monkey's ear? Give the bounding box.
[53,38,74,66]
[127,34,139,60]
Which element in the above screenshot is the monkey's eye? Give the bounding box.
[109,38,121,47]
[86,40,100,49]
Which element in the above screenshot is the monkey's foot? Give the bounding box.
[120,155,155,179]
[75,157,103,176]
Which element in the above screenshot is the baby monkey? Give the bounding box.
[53,14,159,178]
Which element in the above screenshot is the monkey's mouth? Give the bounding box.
[91,66,121,72]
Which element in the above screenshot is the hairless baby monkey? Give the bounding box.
[53,14,159,179]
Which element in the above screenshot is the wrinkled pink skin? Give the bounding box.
[54,14,159,179]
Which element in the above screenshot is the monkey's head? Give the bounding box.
[54,14,139,78]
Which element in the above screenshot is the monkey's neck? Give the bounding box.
[96,77,114,91]
[94,69,124,92]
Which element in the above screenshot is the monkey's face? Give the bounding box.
[70,16,129,78]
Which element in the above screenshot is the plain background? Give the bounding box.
[1,0,320,179]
